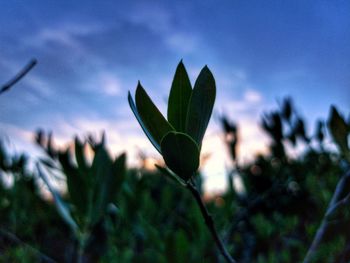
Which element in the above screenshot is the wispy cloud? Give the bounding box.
[222,89,264,115]
[165,33,198,54]
[244,89,262,103]
[126,4,200,55]
[26,22,106,51]
[127,4,172,33]
[100,74,121,96]
[84,71,123,97]
[25,75,54,98]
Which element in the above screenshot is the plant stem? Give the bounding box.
[76,237,85,263]
[303,170,350,263]
[77,243,84,263]
[0,59,37,95]
[187,181,237,263]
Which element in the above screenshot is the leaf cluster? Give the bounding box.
[129,61,216,182]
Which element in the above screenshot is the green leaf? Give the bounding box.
[328,106,350,160]
[74,137,92,189]
[167,60,192,132]
[110,152,126,198]
[155,164,187,186]
[185,65,216,147]
[128,91,160,152]
[58,150,88,216]
[37,164,78,233]
[90,145,114,224]
[160,131,200,181]
[75,137,89,172]
[129,83,174,153]
[89,147,126,226]
[136,83,174,149]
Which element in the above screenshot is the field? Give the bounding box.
[1,63,349,262]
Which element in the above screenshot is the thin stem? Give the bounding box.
[77,242,84,263]
[0,59,37,95]
[303,170,350,263]
[76,233,87,263]
[187,181,237,263]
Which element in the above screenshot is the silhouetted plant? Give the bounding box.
[262,97,314,159]
[314,120,325,150]
[304,106,350,263]
[2,57,350,262]
[222,99,350,262]
[35,132,126,263]
[220,115,238,164]
[128,61,236,263]
[328,106,350,163]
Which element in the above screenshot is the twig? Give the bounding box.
[187,181,237,263]
[0,59,37,95]
[303,170,350,263]
[0,228,56,263]
[325,192,350,219]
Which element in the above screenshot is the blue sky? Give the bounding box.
[1,1,349,191]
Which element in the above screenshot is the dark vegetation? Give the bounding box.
[0,61,349,262]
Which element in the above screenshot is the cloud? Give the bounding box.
[86,71,122,97]
[126,4,200,55]
[244,89,262,103]
[33,28,79,49]
[216,69,248,90]
[23,21,110,70]
[127,4,172,33]
[102,75,121,96]
[25,75,54,98]
[165,33,198,54]
[221,88,264,115]
[26,22,106,51]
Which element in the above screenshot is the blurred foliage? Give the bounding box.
[0,98,349,262]
[35,132,126,262]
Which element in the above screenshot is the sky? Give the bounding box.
[0,1,349,192]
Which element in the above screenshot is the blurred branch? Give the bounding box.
[0,228,56,263]
[0,59,37,95]
[325,192,350,219]
[303,170,350,263]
